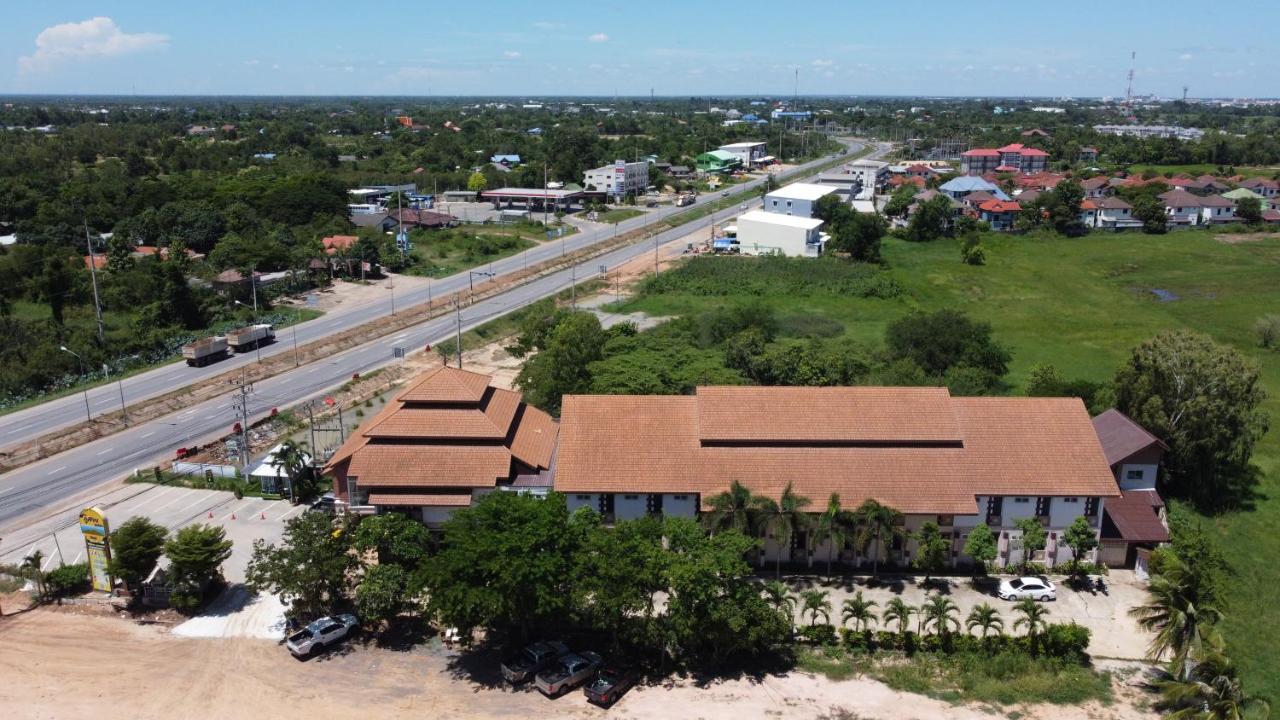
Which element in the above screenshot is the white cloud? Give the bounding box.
[1179,53,1193,61]
[533,21,563,30]
[18,16,168,73]
[503,50,521,59]
[244,59,261,66]
[588,33,609,43]
[811,59,834,67]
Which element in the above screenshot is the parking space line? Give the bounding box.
[173,491,220,517]
[275,504,307,522]
[73,551,83,564]
[219,500,257,522]
[145,486,197,514]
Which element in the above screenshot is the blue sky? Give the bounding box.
[2,1,1277,97]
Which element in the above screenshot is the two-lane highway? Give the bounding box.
[0,141,890,532]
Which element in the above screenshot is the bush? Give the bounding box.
[44,563,90,598]
[797,623,839,646]
[1040,623,1091,661]
[1256,314,1280,349]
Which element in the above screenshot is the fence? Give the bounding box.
[170,462,239,479]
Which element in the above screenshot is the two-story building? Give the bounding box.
[1092,196,1141,230]
[1159,190,1236,226]
[718,141,771,168]
[961,144,1049,176]
[977,199,1022,231]
[1091,409,1169,578]
[583,160,649,198]
[763,182,837,219]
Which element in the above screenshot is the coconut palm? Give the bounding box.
[1156,647,1267,720]
[841,591,878,632]
[762,580,797,626]
[21,550,46,600]
[966,602,1004,639]
[921,594,961,637]
[800,589,831,627]
[1013,598,1050,638]
[882,597,913,635]
[752,483,812,579]
[852,499,905,580]
[703,480,757,535]
[272,439,310,502]
[814,493,855,580]
[1130,552,1225,680]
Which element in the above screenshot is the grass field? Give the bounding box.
[595,208,645,224]
[1125,163,1280,179]
[403,225,539,278]
[623,229,1280,700]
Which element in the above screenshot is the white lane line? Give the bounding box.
[140,431,155,439]
[42,553,57,571]
[275,504,307,522]
[47,465,67,476]
[73,551,83,564]
[219,501,256,522]
[97,448,113,456]
[5,427,24,435]
[175,491,219,517]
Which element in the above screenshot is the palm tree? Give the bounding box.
[841,591,878,632]
[966,603,1004,639]
[1156,647,1267,720]
[852,499,905,581]
[814,493,854,580]
[272,439,310,502]
[762,580,797,627]
[22,550,46,600]
[752,483,812,579]
[1013,598,1050,638]
[800,589,831,627]
[882,597,914,635]
[921,594,960,637]
[703,480,757,535]
[1130,553,1225,680]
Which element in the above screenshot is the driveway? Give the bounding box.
[771,570,1152,660]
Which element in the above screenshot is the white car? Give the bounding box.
[535,651,602,697]
[998,576,1056,601]
[286,614,359,657]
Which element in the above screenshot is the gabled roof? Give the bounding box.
[1091,408,1167,467]
[1158,189,1206,207]
[1104,490,1169,543]
[1095,196,1132,210]
[1241,177,1278,190]
[939,176,999,193]
[1081,176,1111,190]
[1199,194,1235,208]
[978,200,1021,213]
[1222,187,1264,201]
[397,366,491,403]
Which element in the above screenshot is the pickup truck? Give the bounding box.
[536,651,602,697]
[286,614,359,657]
[501,640,569,683]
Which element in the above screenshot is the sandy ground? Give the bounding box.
[300,273,434,313]
[0,609,1157,720]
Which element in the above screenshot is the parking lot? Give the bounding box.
[0,482,303,583]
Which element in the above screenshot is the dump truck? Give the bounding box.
[675,194,696,207]
[226,324,275,353]
[181,336,229,367]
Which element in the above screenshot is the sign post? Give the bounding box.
[79,507,113,593]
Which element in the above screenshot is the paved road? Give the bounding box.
[0,141,889,532]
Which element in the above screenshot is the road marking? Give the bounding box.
[134,485,185,513]
[47,465,67,476]
[97,448,113,456]
[174,491,218,517]
[276,504,307,522]
[42,553,57,571]
[73,551,83,564]
[5,427,25,436]
[220,500,256,521]
[140,431,155,439]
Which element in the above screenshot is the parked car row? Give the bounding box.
[500,641,638,706]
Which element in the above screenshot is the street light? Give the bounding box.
[58,345,92,423]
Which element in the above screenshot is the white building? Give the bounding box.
[763,182,837,218]
[718,141,770,167]
[735,210,827,257]
[847,159,890,199]
[583,160,649,197]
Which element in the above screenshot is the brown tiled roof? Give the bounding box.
[1104,489,1169,543]
[366,384,520,440]
[1158,189,1205,207]
[510,405,557,469]
[1095,197,1132,210]
[366,491,474,507]
[696,386,961,444]
[1091,409,1167,467]
[554,388,1119,515]
[397,366,491,403]
[348,445,510,487]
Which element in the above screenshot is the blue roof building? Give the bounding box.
[939,176,1008,200]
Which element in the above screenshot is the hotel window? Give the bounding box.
[1035,497,1050,517]
[672,495,688,501]
[1062,497,1079,503]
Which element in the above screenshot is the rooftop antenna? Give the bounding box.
[1125,51,1136,106]
[1182,85,1189,102]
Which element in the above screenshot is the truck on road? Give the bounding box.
[675,193,696,207]
[226,324,275,353]
[181,336,229,367]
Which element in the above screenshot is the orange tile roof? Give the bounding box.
[347,445,511,487]
[510,405,557,469]
[396,366,491,403]
[696,386,961,444]
[366,491,474,507]
[553,388,1118,515]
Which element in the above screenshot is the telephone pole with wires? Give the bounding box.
[83,220,105,343]
[230,370,254,469]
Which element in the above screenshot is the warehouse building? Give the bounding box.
[734,210,827,257]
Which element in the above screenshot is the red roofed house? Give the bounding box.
[1091,409,1169,577]
[84,255,108,271]
[323,366,557,525]
[977,199,1022,231]
[1079,199,1099,227]
[904,164,935,179]
[555,386,1119,570]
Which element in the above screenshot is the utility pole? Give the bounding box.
[83,220,104,343]
[454,293,463,369]
[571,264,576,308]
[230,370,254,469]
[543,163,549,225]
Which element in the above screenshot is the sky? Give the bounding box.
[2,1,1277,98]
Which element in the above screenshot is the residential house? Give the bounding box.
[490,154,521,167]
[1080,176,1112,198]
[554,387,1117,569]
[323,366,557,524]
[1079,199,1099,228]
[322,235,359,255]
[1078,146,1099,164]
[1221,187,1265,204]
[763,182,836,219]
[1240,177,1279,198]
[1195,176,1232,194]
[939,175,1004,201]
[1092,409,1169,577]
[977,199,1022,231]
[1158,189,1235,226]
[1198,194,1236,224]
[904,164,935,180]
[1021,128,1052,138]
[667,165,694,179]
[1093,197,1141,230]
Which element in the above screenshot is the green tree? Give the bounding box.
[962,524,998,575]
[1132,194,1168,234]
[108,516,169,593]
[905,194,955,242]
[1014,518,1047,572]
[799,589,831,627]
[853,499,905,580]
[1046,178,1087,236]
[912,521,950,582]
[356,563,411,628]
[703,480,757,535]
[1235,196,1263,224]
[882,597,914,635]
[44,563,90,598]
[921,594,960,637]
[22,550,47,600]
[1131,550,1225,680]
[36,252,77,325]
[1025,362,1065,397]
[761,579,797,623]
[515,311,608,414]
[884,184,918,218]
[466,171,488,193]
[1013,598,1050,638]
[246,512,355,620]
[424,492,586,639]
[752,483,812,579]
[966,603,1004,639]
[884,309,1011,389]
[959,233,986,265]
[841,591,878,632]
[1113,330,1269,507]
[575,516,667,648]
[814,493,854,579]
[352,512,433,568]
[271,439,311,502]
[1155,646,1266,720]
[164,524,233,609]
[1063,516,1099,574]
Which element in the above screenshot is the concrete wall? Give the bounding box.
[566,492,598,515]
[663,493,698,518]
[764,193,818,218]
[614,493,649,521]
[1118,463,1159,491]
[737,216,822,257]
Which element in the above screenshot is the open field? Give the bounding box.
[623,228,1280,700]
[1124,163,1280,178]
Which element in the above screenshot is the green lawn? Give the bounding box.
[403,225,539,278]
[595,208,645,224]
[1125,163,1280,179]
[624,229,1280,700]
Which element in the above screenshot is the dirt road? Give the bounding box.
[1,610,1156,720]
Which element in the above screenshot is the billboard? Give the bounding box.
[79,506,113,593]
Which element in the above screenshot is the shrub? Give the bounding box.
[1255,314,1280,349]
[44,563,90,598]
[798,623,839,646]
[1041,623,1091,661]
